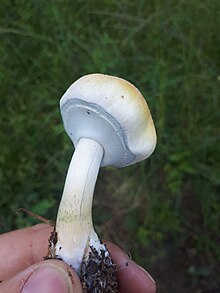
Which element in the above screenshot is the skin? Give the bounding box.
[0,224,156,293]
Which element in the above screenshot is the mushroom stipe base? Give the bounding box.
[81,246,118,293]
[46,229,118,293]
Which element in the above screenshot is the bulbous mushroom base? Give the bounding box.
[46,231,118,293]
[80,245,118,293]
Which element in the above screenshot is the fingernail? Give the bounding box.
[22,265,72,293]
[130,260,156,285]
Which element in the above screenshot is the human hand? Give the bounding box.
[0,224,156,293]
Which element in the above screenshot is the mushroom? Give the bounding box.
[53,73,157,291]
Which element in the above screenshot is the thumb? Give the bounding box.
[0,259,82,293]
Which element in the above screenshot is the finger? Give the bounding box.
[106,242,156,293]
[0,259,82,293]
[0,224,53,280]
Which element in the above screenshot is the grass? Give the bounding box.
[0,0,220,291]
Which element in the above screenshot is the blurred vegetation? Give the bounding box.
[0,0,220,292]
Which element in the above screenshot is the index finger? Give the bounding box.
[106,242,156,293]
[0,224,53,281]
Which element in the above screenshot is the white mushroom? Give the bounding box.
[54,73,157,288]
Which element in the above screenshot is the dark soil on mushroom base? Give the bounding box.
[80,246,118,293]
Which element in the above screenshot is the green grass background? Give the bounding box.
[0,0,220,292]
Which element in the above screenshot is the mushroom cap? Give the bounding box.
[60,73,157,168]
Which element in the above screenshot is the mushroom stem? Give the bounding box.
[55,137,104,273]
